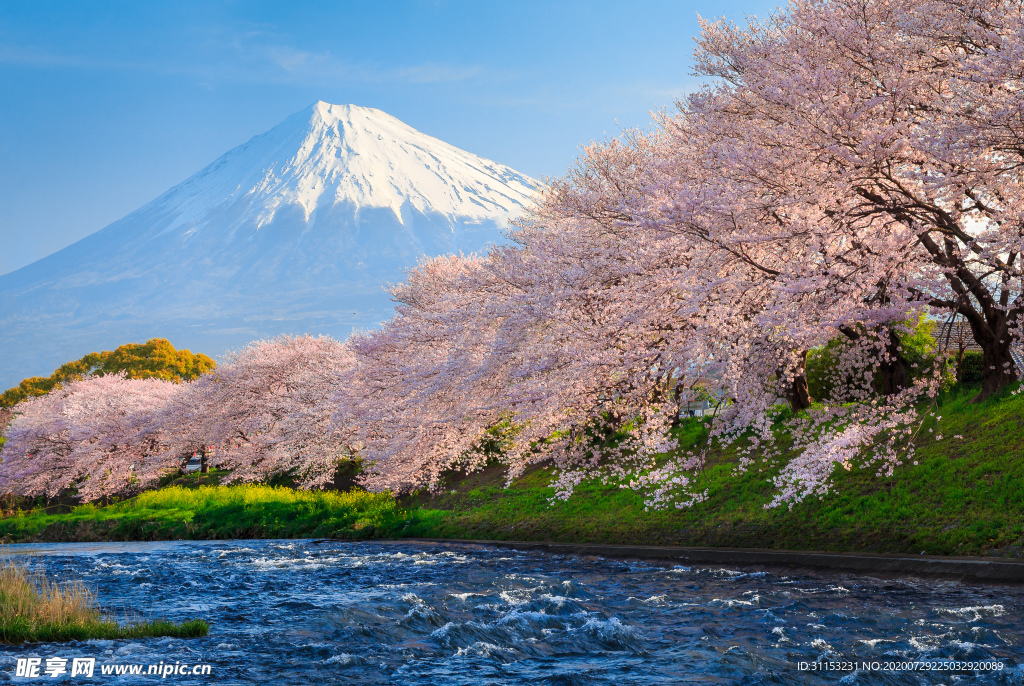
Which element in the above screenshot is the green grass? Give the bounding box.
[0,386,1021,557]
[0,557,208,644]
[401,385,1024,557]
[1,617,210,645]
[0,484,438,543]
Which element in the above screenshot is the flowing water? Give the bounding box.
[0,539,1021,684]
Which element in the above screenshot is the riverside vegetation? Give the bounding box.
[0,556,208,644]
[0,384,1021,558]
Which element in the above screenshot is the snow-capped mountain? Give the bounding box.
[0,102,541,388]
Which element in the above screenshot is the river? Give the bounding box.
[0,540,1020,684]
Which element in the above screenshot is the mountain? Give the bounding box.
[0,102,541,388]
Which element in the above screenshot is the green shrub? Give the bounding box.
[957,350,985,385]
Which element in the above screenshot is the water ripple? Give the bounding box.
[0,540,1020,684]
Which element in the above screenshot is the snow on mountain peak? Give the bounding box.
[156,101,540,238]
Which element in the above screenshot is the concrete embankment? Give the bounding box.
[387,538,1024,583]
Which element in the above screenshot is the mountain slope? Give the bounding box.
[0,102,541,388]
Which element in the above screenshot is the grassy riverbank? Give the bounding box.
[0,558,208,644]
[0,386,1021,557]
[0,485,420,543]
[408,387,1024,557]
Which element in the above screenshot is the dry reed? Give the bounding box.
[0,555,208,643]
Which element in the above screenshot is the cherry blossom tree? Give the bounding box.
[523,136,933,508]
[339,0,1017,509]
[685,0,1024,398]
[0,374,182,500]
[158,335,354,489]
[0,336,354,500]
[535,0,1020,505]
[337,170,726,504]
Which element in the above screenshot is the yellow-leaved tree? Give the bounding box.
[0,339,215,409]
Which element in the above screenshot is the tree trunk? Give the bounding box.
[878,328,909,396]
[966,313,1018,400]
[980,344,1017,398]
[787,350,812,412]
[200,448,209,474]
[668,381,686,430]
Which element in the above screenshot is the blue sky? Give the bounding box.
[0,0,778,275]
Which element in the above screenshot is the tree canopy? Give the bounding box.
[0,339,215,408]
